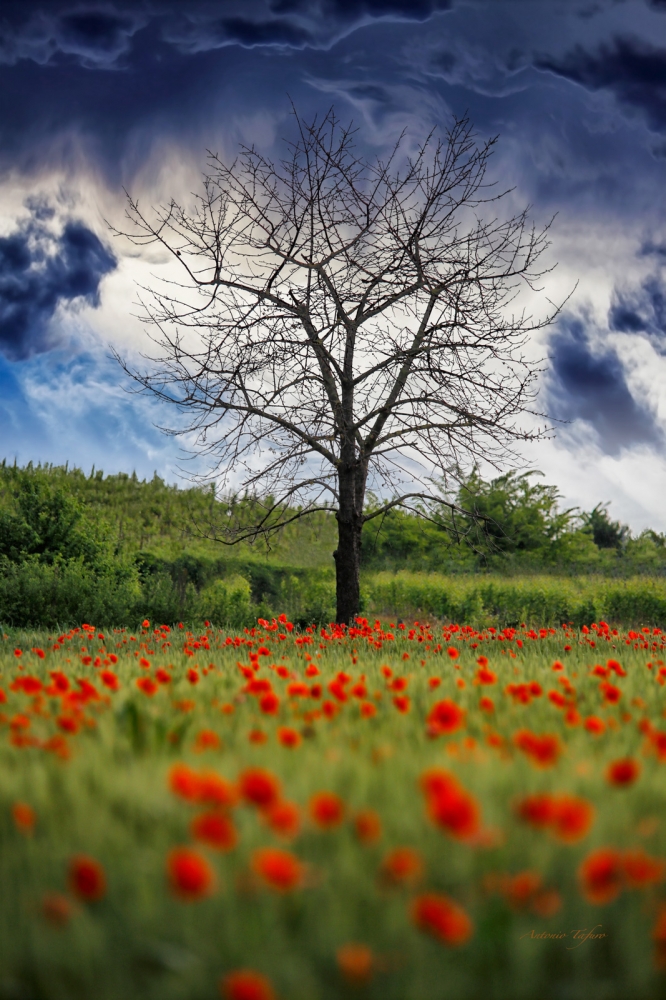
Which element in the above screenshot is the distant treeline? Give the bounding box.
[0,460,664,628]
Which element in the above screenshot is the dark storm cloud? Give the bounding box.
[609,275,666,351]
[545,318,662,454]
[268,0,453,17]
[163,15,314,53]
[0,7,143,69]
[535,36,666,133]
[0,205,117,361]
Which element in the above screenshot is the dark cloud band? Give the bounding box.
[535,36,666,133]
[545,317,662,455]
[0,205,116,361]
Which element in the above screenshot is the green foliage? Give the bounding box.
[0,558,142,628]
[0,467,106,565]
[581,503,630,550]
[451,469,576,561]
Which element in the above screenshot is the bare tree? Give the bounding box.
[113,108,559,624]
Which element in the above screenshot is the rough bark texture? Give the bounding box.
[333,511,363,625]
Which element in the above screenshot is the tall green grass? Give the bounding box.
[366,573,666,628]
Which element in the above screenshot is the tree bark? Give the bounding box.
[334,510,363,625]
[334,458,365,624]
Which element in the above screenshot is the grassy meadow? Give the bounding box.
[2,616,666,999]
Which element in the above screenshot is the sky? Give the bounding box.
[1,0,666,530]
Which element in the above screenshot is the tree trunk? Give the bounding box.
[334,462,365,624]
[333,511,363,624]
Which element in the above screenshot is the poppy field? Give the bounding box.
[2,616,666,1000]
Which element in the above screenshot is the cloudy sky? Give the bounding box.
[1,0,666,530]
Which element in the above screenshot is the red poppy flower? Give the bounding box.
[513,730,562,767]
[251,847,304,892]
[136,677,158,696]
[427,699,465,735]
[419,768,460,801]
[336,943,374,986]
[503,871,542,910]
[68,855,106,902]
[219,969,276,1000]
[194,729,221,752]
[426,787,480,840]
[354,809,382,844]
[262,800,301,840]
[607,758,640,786]
[380,846,423,886]
[167,846,216,900]
[239,769,281,809]
[12,801,35,834]
[549,795,595,843]
[360,701,377,718]
[475,668,497,685]
[259,692,280,715]
[578,848,623,905]
[309,791,345,829]
[190,811,237,851]
[100,670,119,691]
[277,727,301,748]
[168,763,200,801]
[410,893,473,946]
[622,849,666,889]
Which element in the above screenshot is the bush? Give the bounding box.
[0,557,141,628]
[196,576,253,628]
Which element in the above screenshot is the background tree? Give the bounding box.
[581,503,629,550]
[114,108,560,623]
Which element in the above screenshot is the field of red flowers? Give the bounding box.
[2,615,666,1000]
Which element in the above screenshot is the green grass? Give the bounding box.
[1,618,666,998]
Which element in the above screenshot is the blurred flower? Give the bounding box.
[220,969,276,1000]
[41,892,73,927]
[277,727,301,748]
[239,769,281,809]
[11,801,35,835]
[410,893,473,946]
[427,700,464,735]
[167,846,216,900]
[262,800,301,840]
[380,847,423,886]
[191,812,237,851]
[309,791,345,829]
[607,759,640,787]
[336,943,374,986]
[354,809,382,845]
[251,847,304,892]
[68,855,106,902]
[578,848,623,905]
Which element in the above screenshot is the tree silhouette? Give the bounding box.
[113,108,560,623]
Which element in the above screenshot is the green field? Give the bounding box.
[2,617,666,999]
